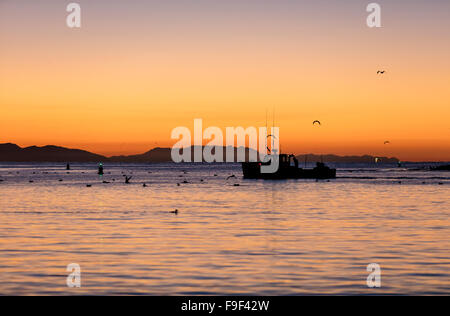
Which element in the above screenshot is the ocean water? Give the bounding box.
[0,162,448,295]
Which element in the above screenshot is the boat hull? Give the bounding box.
[242,162,336,180]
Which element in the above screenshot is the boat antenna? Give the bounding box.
[272,107,275,154]
[265,108,270,155]
[266,108,268,133]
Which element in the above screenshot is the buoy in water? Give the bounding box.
[98,163,104,176]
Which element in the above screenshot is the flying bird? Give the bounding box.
[377,71,386,74]
[313,120,321,126]
[226,175,236,180]
[384,141,391,145]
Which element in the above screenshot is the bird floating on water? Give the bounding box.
[170,209,179,215]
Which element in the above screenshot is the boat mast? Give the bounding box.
[272,107,275,154]
[266,108,269,155]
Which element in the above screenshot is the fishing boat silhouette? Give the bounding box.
[242,154,336,180]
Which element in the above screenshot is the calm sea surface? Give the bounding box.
[0,162,449,295]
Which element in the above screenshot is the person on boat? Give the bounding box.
[293,156,299,169]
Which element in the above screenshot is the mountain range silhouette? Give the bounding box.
[0,143,399,163]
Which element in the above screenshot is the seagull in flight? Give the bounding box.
[377,71,386,74]
[313,120,321,126]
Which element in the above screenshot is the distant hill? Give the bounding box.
[296,154,399,164]
[0,143,400,163]
[109,146,260,163]
[0,143,106,162]
[109,147,172,163]
[0,143,258,163]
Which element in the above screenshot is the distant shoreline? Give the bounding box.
[1,142,448,164]
[0,161,448,165]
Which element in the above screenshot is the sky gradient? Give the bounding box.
[1,0,449,161]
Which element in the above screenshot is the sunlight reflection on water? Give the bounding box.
[0,163,449,295]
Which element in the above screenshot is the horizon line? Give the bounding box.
[3,142,450,163]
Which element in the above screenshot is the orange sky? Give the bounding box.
[0,0,449,161]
